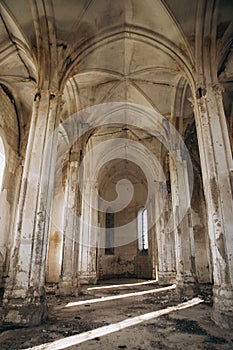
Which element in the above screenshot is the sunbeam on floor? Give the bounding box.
[65,284,176,308]
[24,298,204,350]
[86,279,158,291]
[1,280,232,350]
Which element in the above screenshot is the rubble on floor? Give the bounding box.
[0,280,232,350]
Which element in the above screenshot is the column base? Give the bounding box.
[211,285,233,329]
[58,277,79,296]
[2,288,47,327]
[158,271,176,285]
[79,272,97,285]
[176,273,199,297]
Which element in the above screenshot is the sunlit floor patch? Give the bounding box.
[25,298,203,350]
[65,284,176,308]
[87,279,158,291]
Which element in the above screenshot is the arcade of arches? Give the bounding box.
[0,0,233,336]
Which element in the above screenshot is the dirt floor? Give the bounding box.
[0,280,232,349]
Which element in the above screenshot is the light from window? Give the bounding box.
[0,137,5,190]
[137,208,148,251]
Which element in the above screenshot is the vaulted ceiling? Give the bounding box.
[0,0,232,151]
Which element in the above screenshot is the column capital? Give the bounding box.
[210,83,224,96]
[33,88,62,102]
[195,83,224,99]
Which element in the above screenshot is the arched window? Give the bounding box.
[105,207,114,255]
[137,208,148,252]
[0,137,6,190]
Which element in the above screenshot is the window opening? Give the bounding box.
[105,207,114,255]
[137,208,148,251]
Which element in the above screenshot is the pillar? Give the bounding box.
[194,83,233,328]
[2,89,61,326]
[148,193,158,280]
[59,151,80,295]
[170,150,198,296]
[78,178,98,285]
[156,182,176,285]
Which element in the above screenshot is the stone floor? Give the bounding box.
[0,279,232,349]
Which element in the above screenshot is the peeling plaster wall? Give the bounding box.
[183,118,212,285]
[98,242,138,280]
[0,87,22,287]
[0,88,19,150]
[46,191,65,283]
[191,169,212,284]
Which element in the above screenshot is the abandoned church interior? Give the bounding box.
[0,0,233,348]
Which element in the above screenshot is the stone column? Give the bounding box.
[2,89,61,326]
[156,182,176,285]
[170,150,198,296]
[78,179,97,284]
[148,194,158,280]
[194,84,233,329]
[59,152,80,296]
